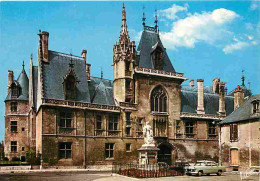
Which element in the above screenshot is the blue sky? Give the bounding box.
[0,1,259,141]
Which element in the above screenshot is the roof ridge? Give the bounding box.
[90,76,112,82]
[49,50,84,60]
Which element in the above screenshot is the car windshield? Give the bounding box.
[195,162,206,166]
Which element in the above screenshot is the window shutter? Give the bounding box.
[233,124,238,140]
[230,124,233,140]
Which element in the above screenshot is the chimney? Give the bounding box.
[81,50,91,81]
[234,85,244,110]
[218,82,226,115]
[7,70,13,93]
[86,64,91,81]
[81,49,87,62]
[189,79,194,87]
[197,79,205,114]
[41,31,49,63]
[212,78,220,94]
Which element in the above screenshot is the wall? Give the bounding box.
[220,120,260,171]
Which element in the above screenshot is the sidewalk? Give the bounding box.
[0,168,112,174]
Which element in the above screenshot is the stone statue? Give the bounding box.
[143,121,155,147]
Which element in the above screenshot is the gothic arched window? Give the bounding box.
[64,75,76,100]
[150,86,167,113]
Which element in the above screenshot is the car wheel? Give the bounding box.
[217,170,222,176]
[197,171,203,177]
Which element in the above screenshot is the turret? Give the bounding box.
[113,4,136,104]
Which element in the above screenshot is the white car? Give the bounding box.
[186,160,226,176]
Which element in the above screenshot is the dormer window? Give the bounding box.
[10,83,20,98]
[151,45,163,70]
[64,75,76,100]
[154,51,163,70]
[252,99,260,114]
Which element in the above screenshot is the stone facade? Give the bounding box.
[4,4,245,167]
[220,93,260,172]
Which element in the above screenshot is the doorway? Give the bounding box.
[157,142,172,165]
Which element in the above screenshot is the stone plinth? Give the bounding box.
[138,146,159,165]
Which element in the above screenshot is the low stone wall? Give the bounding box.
[0,166,31,170]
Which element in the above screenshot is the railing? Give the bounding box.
[112,163,183,178]
[135,67,185,79]
[42,98,120,112]
[119,102,137,109]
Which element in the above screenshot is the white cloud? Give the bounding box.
[158,4,188,20]
[245,22,254,30]
[159,8,239,49]
[250,1,260,11]
[223,41,249,54]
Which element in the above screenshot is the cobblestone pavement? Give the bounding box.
[0,171,259,181]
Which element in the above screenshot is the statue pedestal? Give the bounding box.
[138,145,159,165]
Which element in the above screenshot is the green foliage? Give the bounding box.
[26,149,41,165]
[3,157,9,161]
[42,138,59,166]
[11,157,20,162]
[0,152,5,161]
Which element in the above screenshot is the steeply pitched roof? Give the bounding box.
[228,85,252,97]
[42,51,90,102]
[5,69,29,101]
[181,85,215,94]
[137,28,175,72]
[220,94,260,124]
[181,89,234,116]
[88,77,115,105]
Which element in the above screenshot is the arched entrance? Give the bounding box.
[157,142,173,165]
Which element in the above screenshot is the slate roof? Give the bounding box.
[137,28,175,72]
[220,94,260,124]
[5,69,29,101]
[181,87,234,116]
[42,51,90,102]
[88,77,115,105]
[181,85,215,94]
[228,85,252,97]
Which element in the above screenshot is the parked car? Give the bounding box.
[185,160,226,176]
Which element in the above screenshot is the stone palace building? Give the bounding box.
[4,4,251,167]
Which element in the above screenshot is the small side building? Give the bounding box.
[219,87,260,172]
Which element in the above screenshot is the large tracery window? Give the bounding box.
[151,86,167,113]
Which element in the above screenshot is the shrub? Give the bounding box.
[3,157,9,161]
[12,157,20,162]
[26,149,40,165]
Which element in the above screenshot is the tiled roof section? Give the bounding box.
[33,66,38,108]
[181,90,234,116]
[228,85,252,97]
[88,77,115,106]
[220,94,260,124]
[5,69,29,101]
[42,51,90,102]
[137,30,175,72]
[181,85,215,94]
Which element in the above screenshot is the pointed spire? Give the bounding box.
[154,9,158,32]
[241,69,245,86]
[121,2,128,36]
[22,61,25,71]
[101,67,103,79]
[142,6,146,27]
